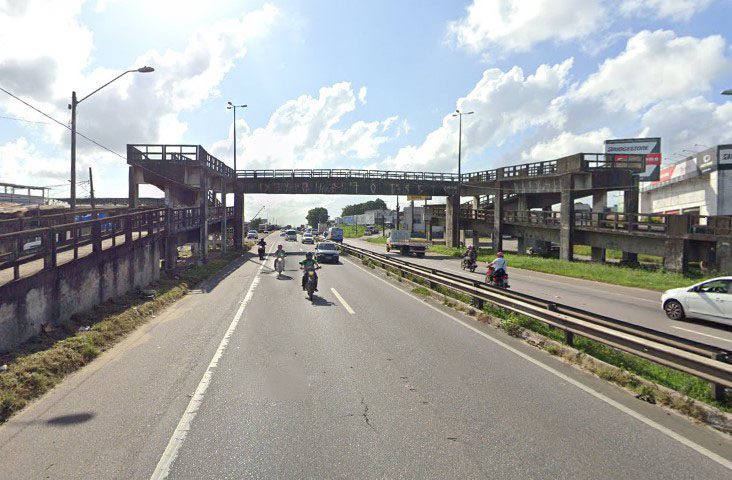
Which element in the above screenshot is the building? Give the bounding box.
[641,144,732,216]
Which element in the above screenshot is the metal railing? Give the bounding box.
[237,168,461,182]
[128,144,235,178]
[0,206,132,235]
[0,206,236,282]
[340,243,731,400]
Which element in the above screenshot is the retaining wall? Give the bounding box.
[0,235,161,353]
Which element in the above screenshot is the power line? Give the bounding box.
[0,114,54,125]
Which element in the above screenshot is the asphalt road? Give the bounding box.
[347,237,732,351]
[0,233,730,479]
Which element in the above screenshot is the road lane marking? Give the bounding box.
[345,258,732,470]
[331,288,355,314]
[150,242,276,480]
[672,326,732,345]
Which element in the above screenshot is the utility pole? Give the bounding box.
[396,196,400,230]
[70,91,77,210]
[410,199,415,234]
[452,109,474,245]
[88,167,95,209]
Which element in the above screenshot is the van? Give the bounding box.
[327,227,344,243]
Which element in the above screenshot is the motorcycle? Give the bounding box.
[486,265,509,289]
[274,256,285,276]
[461,256,477,273]
[302,266,321,301]
[258,245,265,260]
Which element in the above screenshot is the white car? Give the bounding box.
[662,276,732,325]
[285,229,298,241]
[302,233,314,244]
[246,230,258,240]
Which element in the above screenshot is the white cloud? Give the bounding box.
[520,128,614,161]
[639,96,732,158]
[358,86,367,105]
[447,0,605,53]
[212,82,398,170]
[620,0,716,21]
[383,59,573,172]
[573,30,730,112]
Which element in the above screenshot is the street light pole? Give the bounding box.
[226,102,247,172]
[721,89,732,96]
[69,66,154,210]
[452,109,473,246]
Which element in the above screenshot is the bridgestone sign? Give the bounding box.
[604,137,661,182]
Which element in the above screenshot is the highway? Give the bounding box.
[347,237,732,351]
[0,233,730,479]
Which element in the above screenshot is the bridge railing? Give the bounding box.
[128,144,235,178]
[0,207,237,283]
[0,206,134,235]
[582,153,645,171]
[237,169,460,182]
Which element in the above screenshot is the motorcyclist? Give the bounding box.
[257,238,266,249]
[275,244,286,271]
[463,245,478,267]
[488,251,507,282]
[299,252,320,291]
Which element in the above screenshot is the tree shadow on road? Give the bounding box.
[46,412,95,426]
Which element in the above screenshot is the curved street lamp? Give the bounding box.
[69,66,155,210]
[722,89,732,96]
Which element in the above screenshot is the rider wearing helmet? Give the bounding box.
[463,245,478,263]
[275,244,286,269]
[299,251,320,291]
[489,251,507,281]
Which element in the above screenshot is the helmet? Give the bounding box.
[277,244,283,249]
[467,245,474,250]
[497,251,504,257]
[306,252,313,259]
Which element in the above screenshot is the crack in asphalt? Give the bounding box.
[361,397,376,431]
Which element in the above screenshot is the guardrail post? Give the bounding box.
[712,353,727,403]
[472,282,484,309]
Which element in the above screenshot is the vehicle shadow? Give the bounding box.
[275,274,293,280]
[682,318,732,333]
[310,296,335,307]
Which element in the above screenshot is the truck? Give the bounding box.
[327,226,344,243]
[386,230,427,257]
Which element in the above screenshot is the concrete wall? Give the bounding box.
[0,236,161,353]
[640,171,719,215]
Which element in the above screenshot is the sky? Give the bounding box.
[1,0,732,224]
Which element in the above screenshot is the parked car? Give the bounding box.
[246,230,258,240]
[280,231,287,237]
[285,229,298,241]
[302,233,314,244]
[662,277,731,325]
[528,241,559,257]
[315,242,340,263]
[364,227,375,235]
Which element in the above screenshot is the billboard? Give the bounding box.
[604,137,661,182]
[719,146,732,167]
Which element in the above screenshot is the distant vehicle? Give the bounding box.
[528,241,559,257]
[327,227,344,243]
[246,230,258,240]
[315,234,326,242]
[386,230,427,257]
[280,231,287,237]
[662,277,731,325]
[315,242,340,263]
[363,227,375,235]
[285,229,298,241]
[302,233,314,244]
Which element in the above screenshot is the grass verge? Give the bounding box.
[366,236,387,244]
[0,250,246,424]
[426,245,708,291]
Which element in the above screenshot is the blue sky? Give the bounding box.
[1,0,732,223]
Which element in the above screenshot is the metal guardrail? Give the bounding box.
[340,243,732,400]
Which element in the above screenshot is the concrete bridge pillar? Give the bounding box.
[221,185,227,253]
[233,188,244,249]
[493,186,504,252]
[128,166,140,209]
[591,192,607,263]
[199,174,209,262]
[559,175,574,261]
[472,195,481,210]
[664,216,690,273]
[622,178,639,265]
[471,229,480,248]
[445,194,460,248]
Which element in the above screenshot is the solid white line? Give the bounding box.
[672,326,732,345]
[331,288,355,314]
[150,243,274,480]
[344,257,732,471]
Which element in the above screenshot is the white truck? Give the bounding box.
[386,230,427,257]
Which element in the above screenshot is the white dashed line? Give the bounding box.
[331,288,355,314]
[671,326,732,345]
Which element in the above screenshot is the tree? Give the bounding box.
[306,207,329,227]
[250,217,265,231]
[341,198,387,217]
